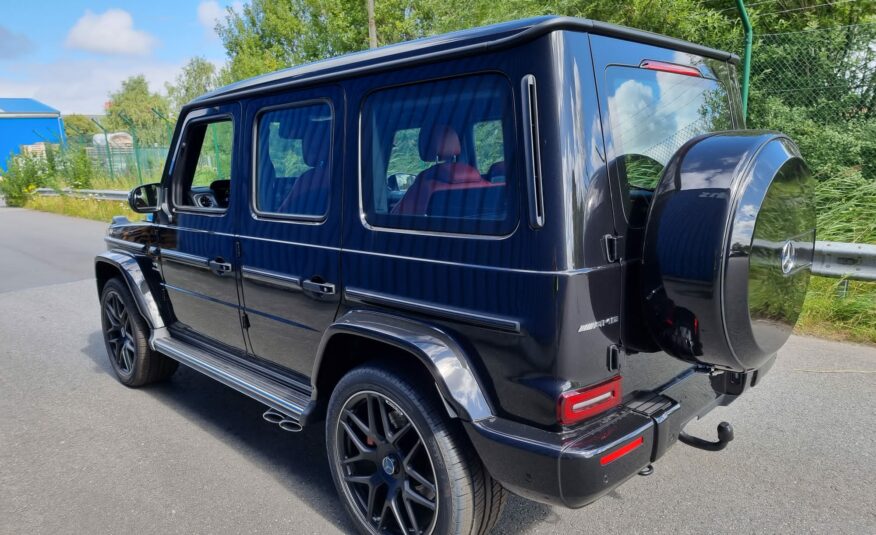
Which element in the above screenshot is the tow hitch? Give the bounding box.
[679,421,734,451]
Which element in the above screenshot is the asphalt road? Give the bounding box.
[1,207,874,534]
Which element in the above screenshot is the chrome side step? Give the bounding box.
[152,335,313,424]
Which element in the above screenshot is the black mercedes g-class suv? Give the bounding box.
[95,16,815,535]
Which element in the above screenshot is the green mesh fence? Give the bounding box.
[59,136,170,189]
[751,22,876,124]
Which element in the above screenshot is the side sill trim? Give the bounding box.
[345,287,521,333]
[153,335,313,421]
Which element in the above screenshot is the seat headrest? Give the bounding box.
[487,161,506,178]
[418,125,461,162]
[302,124,330,167]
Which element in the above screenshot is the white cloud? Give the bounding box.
[198,1,240,37]
[66,9,157,57]
[0,59,181,115]
[607,71,717,164]
[197,1,224,33]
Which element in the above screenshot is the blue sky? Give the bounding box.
[0,1,241,114]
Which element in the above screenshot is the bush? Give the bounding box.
[0,152,52,206]
[748,95,876,182]
[64,146,94,189]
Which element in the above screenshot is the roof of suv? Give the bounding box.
[194,16,738,106]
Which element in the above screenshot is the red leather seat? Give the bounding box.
[391,125,496,216]
[278,125,330,215]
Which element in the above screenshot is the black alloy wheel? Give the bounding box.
[102,289,136,375]
[99,277,177,387]
[335,390,438,534]
[327,365,507,535]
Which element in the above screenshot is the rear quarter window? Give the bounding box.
[360,74,517,236]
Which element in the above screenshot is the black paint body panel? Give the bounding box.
[96,16,792,510]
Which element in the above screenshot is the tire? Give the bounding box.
[326,364,506,535]
[99,277,177,387]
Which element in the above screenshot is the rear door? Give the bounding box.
[589,34,741,383]
[157,104,246,351]
[236,86,343,376]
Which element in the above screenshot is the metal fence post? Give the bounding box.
[151,108,174,147]
[31,129,50,143]
[735,0,752,120]
[67,125,87,146]
[118,112,143,185]
[91,118,115,181]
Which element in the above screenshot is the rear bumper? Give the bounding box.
[465,367,756,508]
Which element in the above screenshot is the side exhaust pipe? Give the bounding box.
[263,408,303,432]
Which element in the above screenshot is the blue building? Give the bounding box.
[0,98,66,171]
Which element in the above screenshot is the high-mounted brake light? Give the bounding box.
[558,376,621,425]
[640,60,702,78]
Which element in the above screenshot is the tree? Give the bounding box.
[62,114,99,142]
[104,75,171,146]
[166,56,218,113]
[216,0,446,82]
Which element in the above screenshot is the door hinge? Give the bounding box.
[234,240,242,258]
[603,234,624,263]
[241,312,251,330]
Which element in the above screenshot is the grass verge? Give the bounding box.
[799,171,876,345]
[25,195,140,223]
[797,277,876,345]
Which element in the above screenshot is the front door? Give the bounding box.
[158,104,246,352]
[236,87,343,376]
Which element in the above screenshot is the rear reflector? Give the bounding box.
[558,376,621,425]
[640,60,702,78]
[600,436,644,466]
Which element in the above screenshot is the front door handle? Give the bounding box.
[301,278,336,295]
[207,258,233,276]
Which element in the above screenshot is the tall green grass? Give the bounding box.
[25,195,140,223]
[798,171,876,344]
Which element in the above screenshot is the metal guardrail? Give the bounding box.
[812,241,876,282]
[29,188,876,282]
[34,187,128,201]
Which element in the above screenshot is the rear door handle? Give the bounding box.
[207,258,233,276]
[301,278,336,295]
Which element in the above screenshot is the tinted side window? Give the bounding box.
[605,66,731,225]
[173,118,234,211]
[361,74,517,235]
[255,102,332,217]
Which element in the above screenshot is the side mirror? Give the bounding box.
[128,183,161,213]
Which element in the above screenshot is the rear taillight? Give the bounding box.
[640,60,702,78]
[558,376,622,425]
